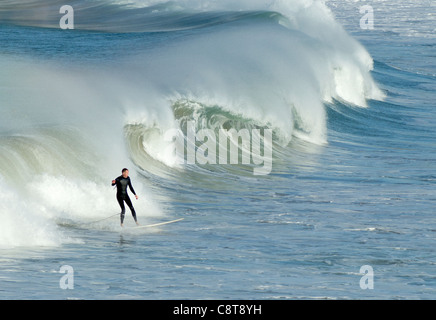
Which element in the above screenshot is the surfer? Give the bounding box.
[112,168,139,227]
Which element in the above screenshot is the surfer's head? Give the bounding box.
[122,168,129,178]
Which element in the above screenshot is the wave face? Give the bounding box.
[0,0,384,247]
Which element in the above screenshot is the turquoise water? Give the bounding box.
[0,0,435,299]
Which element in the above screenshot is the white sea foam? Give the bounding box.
[0,179,77,248]
[0,0,384,247]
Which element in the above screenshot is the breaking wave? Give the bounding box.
[0,0,384,247]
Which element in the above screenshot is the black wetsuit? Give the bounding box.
[112,176,137,224]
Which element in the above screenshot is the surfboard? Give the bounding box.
[128,218,185,229]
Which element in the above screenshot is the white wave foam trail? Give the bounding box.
[0,179,80,248]
[27,175,163,225]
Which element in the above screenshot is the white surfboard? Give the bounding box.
[128,218,185,229]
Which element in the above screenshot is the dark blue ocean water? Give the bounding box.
[0,0,435,299]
